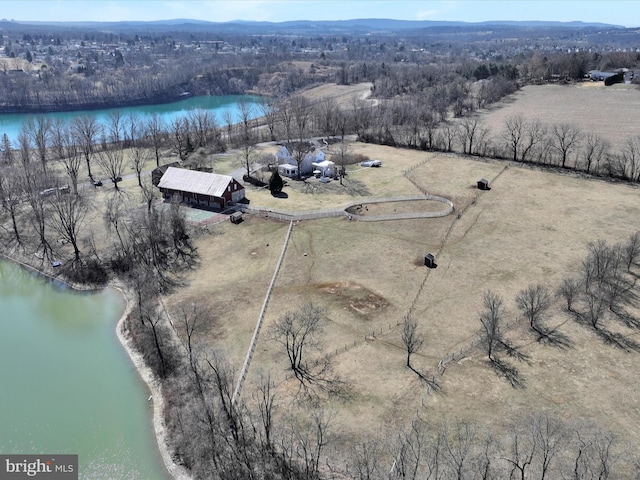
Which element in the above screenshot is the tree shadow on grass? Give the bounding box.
[409,365,442,394]
[594,327,640,353]
[490,358,525,389]
[537,327,573,350]
[611,306,640,330]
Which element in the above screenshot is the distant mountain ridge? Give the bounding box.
[231,18,622,29]
[3,17,623,33]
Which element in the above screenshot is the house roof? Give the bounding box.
[158,167,241,197]
[276,146,292,158]
[312,160,335,168]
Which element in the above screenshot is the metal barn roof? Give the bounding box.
[158,167,239,197]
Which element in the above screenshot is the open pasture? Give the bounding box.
[164,141,640,453]
[481,83,640,147]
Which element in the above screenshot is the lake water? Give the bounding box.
[0,260,169,479]
[0,94,264,144]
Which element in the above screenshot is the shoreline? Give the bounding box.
[0,250,190,480]
[0,91,269,116]
[114,286,192,480]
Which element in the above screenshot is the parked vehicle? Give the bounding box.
[361,160,382,167]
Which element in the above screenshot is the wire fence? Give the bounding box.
[240,195,454,223]
[284,319,405,382]
[232,220,294,404]
[241,205,346,222]
[252,158,505,392]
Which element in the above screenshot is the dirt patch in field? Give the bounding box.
[346,199,449,216]
[312,281,389,316]
[298,82,374,108]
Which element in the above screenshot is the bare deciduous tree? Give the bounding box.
[106,110,124,146]
[1,133,13,165]
[290,96,313,178]
[616,135,640,181]
[516,284,552,338]
[187,108,216,148]
[103,193,130,259]
[479,290,504,362]
[270,302,347,395]
[332,140,351,185]
[581,133,610,175]
[479,290,526,386]
[21,161,53,260]
[130,146,151,188]
[548,123,582,169]
[402,314,424,369]
[48,190,89,263]
[504,420,536,480]
[318,97,338,141]
[24,115,52,174]
[571,427,616,480]
[277,98,294,144]
[558,276,579,312]
[144,113,166,167]
[170,117,192,161]
[258,98,277,141]
[503,114,526,162]
[531,413,566,480]
[521,118,546,163]
[70,115,101,179]
[236,99,258,178]
[124,112,140,147]
[624,232,640,272]
[97,147,125,190]
[444,420,476,480]
[51,119,82,195]
[253,371,276,452]
[347,439,383,480]
[440,121,459,153]
[271,302,324,378]
[0,164,24,244]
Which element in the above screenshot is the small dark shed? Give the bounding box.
[477,178,490,190]
[424,253,437,268]
[230,211,243,224]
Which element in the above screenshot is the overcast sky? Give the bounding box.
[2,1,639,27]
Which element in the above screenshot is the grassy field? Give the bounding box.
[481,82,640,147]
[161,141,640,459]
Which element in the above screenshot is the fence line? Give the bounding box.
[491,165,509,185]
[435,316,521,375]
[283,320,407,382]
[232,220,294,404]
[239,195,454,223]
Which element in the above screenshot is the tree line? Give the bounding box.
[1,18,638,112]
[126,290,640,479]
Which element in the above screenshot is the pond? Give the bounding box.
[0,94,264,144]
[0,260,169,479]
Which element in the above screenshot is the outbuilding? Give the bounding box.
[230,211,243,224]
[424,253,437,268]
[477,178,490,190]
[158,167,245,209]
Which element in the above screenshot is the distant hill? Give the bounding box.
[0,17,623,34]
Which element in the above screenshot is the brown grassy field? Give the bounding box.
[481,83,640,148]
[161,141,640,462]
